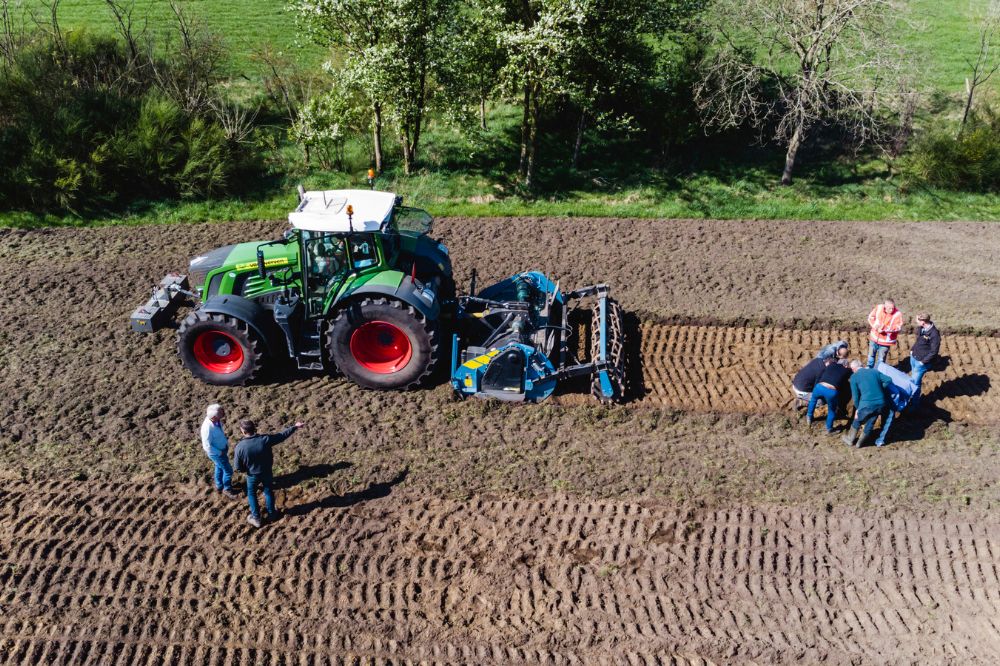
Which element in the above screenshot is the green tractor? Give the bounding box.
[130,188,453,389]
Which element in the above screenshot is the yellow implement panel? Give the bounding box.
[462,348,501,370]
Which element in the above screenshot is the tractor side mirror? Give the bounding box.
[257,248,266,279]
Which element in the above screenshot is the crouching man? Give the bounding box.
[842,361,893,448]
[234,418,305,528]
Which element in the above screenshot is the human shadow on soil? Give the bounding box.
[273,462,351,490]
[923,372,991,407]
[285,468,409,517]
[896,355,953,374]
[875,372,991,445]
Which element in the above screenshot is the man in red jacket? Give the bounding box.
[866,298,903,368]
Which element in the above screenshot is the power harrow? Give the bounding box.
[451,271,625,402]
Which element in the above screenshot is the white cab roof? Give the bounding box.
[289,189,398,232]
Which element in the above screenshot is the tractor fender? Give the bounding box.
[200,295,280,356]
[403,232,453,280]
[337,273,440,322]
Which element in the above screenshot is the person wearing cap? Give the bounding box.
[234,418,305,528]
[866,298,904,368]
[200,404,238,499]
[909,313,941,392]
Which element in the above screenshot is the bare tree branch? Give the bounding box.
[960,0,1000,134]
[696,0,914,183]
[0,0,26,69]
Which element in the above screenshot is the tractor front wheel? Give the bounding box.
[328,297,438,390]
[177,310,264,386]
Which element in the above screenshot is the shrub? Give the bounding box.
[0,30,260,215]
[907,111,1000,192]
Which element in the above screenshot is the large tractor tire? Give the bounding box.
[177,310,264,386]
[328,297,439,390]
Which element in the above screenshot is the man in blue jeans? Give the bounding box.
[806,358,853,434]
[200,404,239,499]
[909,313,941,395]
[842,363,893,448]
[234,418,305,528]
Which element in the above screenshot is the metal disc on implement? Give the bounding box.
[590,298,626,402]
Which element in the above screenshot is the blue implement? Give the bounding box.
[450,271,624,403]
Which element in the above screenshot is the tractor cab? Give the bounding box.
[287,189,443,318]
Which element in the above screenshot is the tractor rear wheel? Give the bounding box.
[328,297,438,390]
[177,310,264,386]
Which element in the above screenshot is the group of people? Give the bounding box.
[791,299,941,448]
[200,404,305,528]
[194,298,942,516]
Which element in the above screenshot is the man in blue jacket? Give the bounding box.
[842,361,893,448]
[234,418,305,528]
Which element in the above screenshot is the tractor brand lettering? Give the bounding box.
[234,258,290,271]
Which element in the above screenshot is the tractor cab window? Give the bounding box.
[394,207,433,235]
[303,231,347,315]
[348,234,378,269]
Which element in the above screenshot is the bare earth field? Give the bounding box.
[1,218,999,664]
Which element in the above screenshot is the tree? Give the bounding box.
[960,0,1000,135]
[294,0,452,174]
[437,2,505,130]
[293,0,389,171]
[491,0,701,186]
[695,0,912,184]
[150,2,225,115]
[563,0,701,169]
[495,0,589,188]
[376,0,444,174]
[1,0,27,70]
[291,80,368,170]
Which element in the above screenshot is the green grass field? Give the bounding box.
[21,0,328,73]
[902,0,990,98]
[5,0,998,226]
[34,0,986,93]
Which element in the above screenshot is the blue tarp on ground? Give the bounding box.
[877,362,918,411]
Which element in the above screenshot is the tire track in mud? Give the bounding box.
[2,480,999,664]
[613,324,999,423]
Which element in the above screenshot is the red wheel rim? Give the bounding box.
[350,321,413,373]
[192,330,244,374]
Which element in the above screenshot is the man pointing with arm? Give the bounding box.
[234,418,305,528]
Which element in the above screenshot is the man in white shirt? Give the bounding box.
[201,404,239,499]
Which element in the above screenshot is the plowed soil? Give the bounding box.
[2,218,1000,664]
[3,480,1000,665]
[602,323,998,423]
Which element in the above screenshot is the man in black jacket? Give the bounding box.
[234,418,305,528]
[910,313,941,392]
[792,356,826,408]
